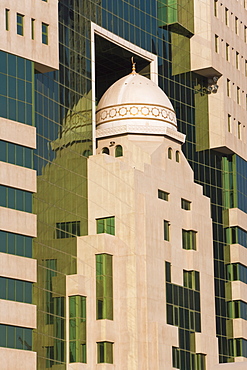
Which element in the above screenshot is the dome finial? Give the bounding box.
[131,57,136,74]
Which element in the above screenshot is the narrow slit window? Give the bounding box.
[237,87,240,105]
[226,43,229,61]
[215,35,219,53]
[228,114,231,132]
[227,79,230,97]
[31,19,35,40]
[238,122,241,139]
[225,8,229,26]
[236,52,239,69]
[235,17,238,34]
[5,9,9,31]
[214,0,218,17]
[168,147,172,159]
[164,220,170,241]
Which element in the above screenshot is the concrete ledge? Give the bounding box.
[0,207,37,237]
[0,299,36,328]
[230,244,247,266]
[0,347,36,370]
[67,274,88,297]
[232,318,247,339]
[231,281,247,302]
[0,252,37,282]
[226,209,247,231]
[213,361,247,369]
[0,162,36,193]
[0,118,36,149]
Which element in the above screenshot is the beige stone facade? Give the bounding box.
[0,0,59,72]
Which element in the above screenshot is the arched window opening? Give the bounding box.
[176,151,180,163]
[168,147,172,159]
[82,150,92,158]
[102,147,109,155]
[115,145,123,157]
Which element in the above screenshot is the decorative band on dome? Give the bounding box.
[96,103,177,128]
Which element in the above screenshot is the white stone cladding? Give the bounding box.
[65,132,219,369]
[0,0,59,72]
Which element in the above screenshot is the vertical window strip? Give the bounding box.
[42,22,49,44]
[17,13,24,36]
[69,296,86,363]
[96,254,113,320]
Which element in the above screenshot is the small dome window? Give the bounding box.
[82,150,92,158]
[102,147,109,155]
[168,147,172,159]
[176,151,180,163]
[115,145,123,157]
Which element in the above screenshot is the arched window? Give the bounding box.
[168,147,172,159]
[115,145,123,157]
[102,147,109,155]
[176,150,180,163]
[82,150,92,158]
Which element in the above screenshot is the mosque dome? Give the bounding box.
[96,68,178,138]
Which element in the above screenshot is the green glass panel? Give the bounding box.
[97,217,115,235]
[96,254,113,320]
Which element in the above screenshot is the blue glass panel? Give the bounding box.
[17,58,25,80]
[0,52,7,73]
[0,95,7,117]
[0,73,7,95]
[7,325,15,348]
[8,54,16,77]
